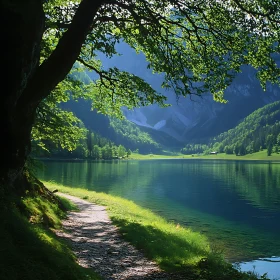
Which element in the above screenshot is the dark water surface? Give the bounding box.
[37,159,280,275]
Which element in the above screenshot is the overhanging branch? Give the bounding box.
[18,0,106,111]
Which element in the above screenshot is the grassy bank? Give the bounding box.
[44,181,264,280]
[0,181,101,280]
[130,150,280,161]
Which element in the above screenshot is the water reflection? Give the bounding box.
[37,159,280,262]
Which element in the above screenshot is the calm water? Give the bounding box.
[37,159,280,276]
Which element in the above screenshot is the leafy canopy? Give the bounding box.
[35,0,280,151]
[44,0,280,103]
[32,76,87,152]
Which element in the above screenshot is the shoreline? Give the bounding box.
[44,181,279,279]
[57,191,280,279]
[34,153,280,163]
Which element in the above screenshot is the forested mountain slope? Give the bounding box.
[63,63,280,154]
[204,101,280,156]
[60,99,162,154]
[96,43,280,143]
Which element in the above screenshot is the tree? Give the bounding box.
[31,94,87,154]
[127,149,132,158]
[266,134,274,156]
[86,131,95,158]
[92,145,102,159]
[117,145,127,158]
[102,144,113,159]
[2,0,280,189]
[224,145,233,155]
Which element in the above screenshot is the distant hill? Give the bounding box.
[65,50,280,151]
[208,100,280,155]
[87,42,280,144]
[60,99,163,154]
[180,101,280,156]
[123,65,280,143]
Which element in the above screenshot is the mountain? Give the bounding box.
[122,66,280,143]
[68,43,280,148]
[60,99,163,153]
[92,42,280,144]
[206,100,280,155]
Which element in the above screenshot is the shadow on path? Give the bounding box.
[55,193,190,279]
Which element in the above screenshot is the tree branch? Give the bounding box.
[18,0,106,111]
[77,57,118,87]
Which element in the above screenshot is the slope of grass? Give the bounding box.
[192,150,280,160]
[0,183,101,280]
[44,181,264,280]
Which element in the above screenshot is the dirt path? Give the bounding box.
[55,193,186,280]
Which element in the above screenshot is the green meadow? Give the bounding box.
[130,150,280,161]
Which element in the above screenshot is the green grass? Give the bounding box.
[0,187,101,280]
[44,181,264,280]
[130,150,280,161]
[194,150,280,161]
[130,152,186,159]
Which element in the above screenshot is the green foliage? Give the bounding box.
[92,145,102,159]
[32,68,162,158]
[32,80,87,154]
[181,101,280,157]
[117,145,126,158]
[33,105,163,158]
[209,101,280,156]
[32,1,280,157]
[37,0,280,146]
[0,189,100,280]
[38,126,131,160]
[181,144,209,155]
[108,117,161,153]
[44,182,261,280]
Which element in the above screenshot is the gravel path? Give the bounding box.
[55,193,188,280]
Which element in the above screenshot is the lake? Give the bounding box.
[36,159,280,278]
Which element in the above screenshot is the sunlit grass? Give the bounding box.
[0,190,101,280]
[196,150,280,160]
[130,150,280,161]
[44,181,210,269]
[44,181,262,279]
[22,196,64,227]
[130,152,186,159]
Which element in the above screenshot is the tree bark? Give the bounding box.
[0,0,45,186]
[0,0,105,187]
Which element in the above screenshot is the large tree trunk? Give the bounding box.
[0,0,105,189]
[0,0,45,187]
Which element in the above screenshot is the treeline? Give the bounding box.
[181,144,209,155]
[60,99,162,154]
[181,101,280,156]
[69,68,161,154]
[85,130,131,159]
[34,129,132,160]
[108,117,162,154]
[34,95,163,159]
